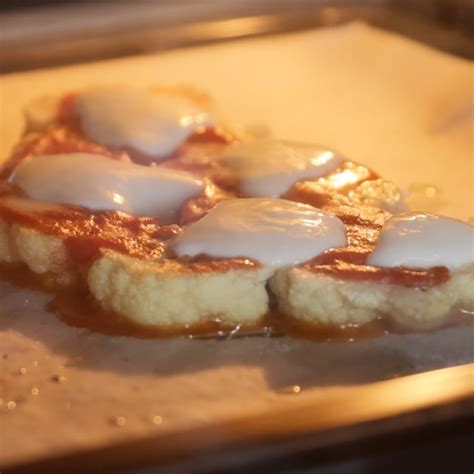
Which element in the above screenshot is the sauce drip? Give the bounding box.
[47,287,270,339]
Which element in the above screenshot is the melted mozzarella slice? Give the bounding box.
[75,85,215,159]
[173,198,347,267]
[367,212,474,269]
[217,140,343,197]
[11,153,204,222]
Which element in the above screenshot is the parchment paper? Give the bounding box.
[0,23,473,468]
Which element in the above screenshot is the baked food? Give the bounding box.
[1,85,472,338]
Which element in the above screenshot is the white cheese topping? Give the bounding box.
[173,198,347,267]
[367,212,474,269]
[11,153,204,222]
[216,140,343,197]
[75,86,215,160]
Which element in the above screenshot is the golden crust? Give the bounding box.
[270,264,474,329]
[88,250,274,327]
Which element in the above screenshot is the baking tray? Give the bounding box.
[0,3,473,473]
[6,364,474,474]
